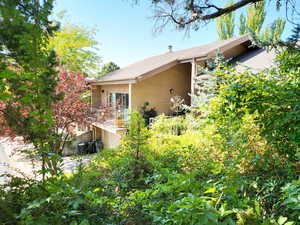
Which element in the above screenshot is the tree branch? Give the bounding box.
[152,0,264,30]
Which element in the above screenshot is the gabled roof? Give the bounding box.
[233,48,276,72]
[93,35,250,84]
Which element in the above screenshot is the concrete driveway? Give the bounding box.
[0,142,11,184]
[0,137,96,184]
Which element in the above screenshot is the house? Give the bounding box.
[89,35,276,149]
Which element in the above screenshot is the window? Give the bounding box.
[108,93,129,109]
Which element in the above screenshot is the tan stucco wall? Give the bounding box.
[102,129,121,149]
[92,126,124,149]
[131,63,191,114]
[91,86,102,108]
[91,84,129,108]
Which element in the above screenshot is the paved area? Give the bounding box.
[0,139,11,184]
[0,137,96,184]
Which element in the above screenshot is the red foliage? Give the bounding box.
[52,71,89,135]
[0,71,89,138]
[0,102,14,136]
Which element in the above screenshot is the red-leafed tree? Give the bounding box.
[0,71,89,174]
[51,71,89,155]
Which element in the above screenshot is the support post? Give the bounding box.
[129,83,132,111]
[191,58,197,100]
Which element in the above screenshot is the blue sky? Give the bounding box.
[54,0,298,67]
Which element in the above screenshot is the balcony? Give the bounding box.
[89,105,128,134]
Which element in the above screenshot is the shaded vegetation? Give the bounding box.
[1,43,300,224]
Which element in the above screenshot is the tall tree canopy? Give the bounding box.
[243,0,266,35]
[148,0,298,31]
[216,0,285,41]
[216,1,235,40]
[48,23,101,76]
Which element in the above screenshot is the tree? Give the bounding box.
[270,18,286,41]
[239,14,247,35]
[0,0,60,178]
[261,26,271,41]
[51,72,89,157]
[216,0,235,40]
[122,112,149,161]
[147,0,297,31]
[216,0,285,42]
[121,112,150,178]
[217,0,265,39]
[48,23,101,76]
[0,70,89,175]
[97,62,120,77]
[244,0,266,35]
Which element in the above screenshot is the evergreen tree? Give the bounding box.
[97,62,120,77]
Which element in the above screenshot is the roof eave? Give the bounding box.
[91,79,137,85]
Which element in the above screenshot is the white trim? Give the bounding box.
[180,56,208,64]
[191,58,197,97]
[93,79,137,85]
[129,83,132,110]
[92,122,126,134]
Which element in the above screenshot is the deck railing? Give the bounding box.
[89,105,129,128]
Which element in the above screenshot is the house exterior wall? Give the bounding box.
[101,129,122,149]
[91,84,129,108]
[131,63,191,114]
[91,86,102,108]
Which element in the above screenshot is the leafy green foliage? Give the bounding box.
[0,0,62,178]
[213,70,300,160]
[48,23,101,76]
[239,14,247,35]
[282,180,300,222]
[218,0,285,42]
[1,20,300,225]
[216,0,235,40]
[246,1,266,35]
[122,112,149,159]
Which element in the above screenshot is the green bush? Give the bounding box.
[2,47,300,225]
